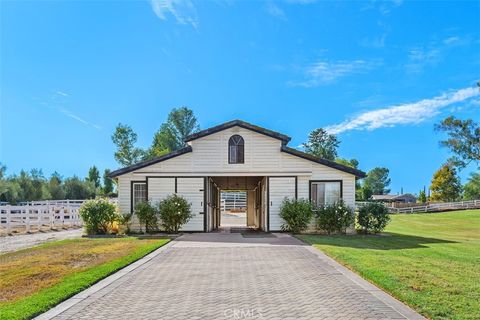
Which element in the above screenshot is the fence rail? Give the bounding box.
[0,199,117,234]
[356,200,480,214]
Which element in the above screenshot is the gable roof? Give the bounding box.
[109,146,192,178]
[280,146,366,178]
[109,120,366,178]
[185,119,291,144]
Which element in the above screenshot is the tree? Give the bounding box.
[418,187,427,203]
[102,169,114,196]
[303,128,339,161]
[463,172,480,200]
[48,172,66,200]
[64,176,96,199]
[362,167,391,196]
[335,158,359,169]
[111,124,145,166]
[435,116,480,169]
[430,164,462,202]
[87,166,101,189]
[149,107,200,157]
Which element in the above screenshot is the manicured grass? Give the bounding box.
[298,210,480,320]
[0,237,170,320]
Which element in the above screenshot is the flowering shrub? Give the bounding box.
[315,200,354,234]
[79,198,119,235]
[356,202,390,234]
[158,194,192,233]
[279,198,314,233]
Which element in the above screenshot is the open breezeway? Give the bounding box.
[41,232,424,320]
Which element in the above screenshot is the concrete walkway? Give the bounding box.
[0,228,83,254]
[37,231,424,320]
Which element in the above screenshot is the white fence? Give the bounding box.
[356,200,480,214]
[0,199,117,234]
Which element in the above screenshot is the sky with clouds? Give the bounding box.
[1,0,479,194]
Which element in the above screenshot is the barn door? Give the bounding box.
[177,177,205,231]
[268,177,296,231]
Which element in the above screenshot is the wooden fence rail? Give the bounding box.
[356,199,480,214]
[0,199,117,234]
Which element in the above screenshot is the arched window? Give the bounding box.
[228,135,244,164]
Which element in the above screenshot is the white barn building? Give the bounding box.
[109,120,365,232]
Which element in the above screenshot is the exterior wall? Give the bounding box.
[268,177,296,231]
[115,125,359,232]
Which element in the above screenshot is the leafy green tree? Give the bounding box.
[64,176,96,199]
[303,128,339,161]
[435,116,479,169]
[430,164,462,202]
[48,172,66,200]
[362,167,391,195]
[149,107,200,157]
[335,158,359,168]
[463,172,480,200]
[16,169,51,201]
[102,169,115,196]
[111,124,146,166]
[87,166,101,189]
[418,188,427,203]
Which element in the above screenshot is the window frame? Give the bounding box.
[228,134,245,164]
[309,180,343,208]
[131,181,147,212]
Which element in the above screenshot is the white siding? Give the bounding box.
[148,177,175,204]
[268,177,296,231]
[177,177,205,231]
[115,124,359,232]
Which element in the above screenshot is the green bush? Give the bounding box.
[117,212,133,234]
[79,198,119,235]
[158,194,192,233]
[315,201,354,235]
[135,201,159,233]
[356,202,390,234]
[279,198,313,233]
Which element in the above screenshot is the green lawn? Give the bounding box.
[298,210,480,320]
[0,237,170,320]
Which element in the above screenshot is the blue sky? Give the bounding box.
[1,0,479,194]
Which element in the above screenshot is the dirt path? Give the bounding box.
[0,229,83,254]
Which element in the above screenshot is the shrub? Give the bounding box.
[79,198,119,235]
[315,201,354,235]
[356,202,390,234]
[279,198,313,233]
[117,212,133,234]
[158,194,192,233]
[135,201,159,233]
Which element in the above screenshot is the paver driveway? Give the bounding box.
[43,231,424,320]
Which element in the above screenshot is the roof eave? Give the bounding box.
[280,146,367,178]
[108,146,193,178]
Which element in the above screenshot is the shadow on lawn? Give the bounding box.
[300,233,458,250]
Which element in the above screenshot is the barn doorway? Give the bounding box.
[207,176,266,232]
[220,191,247,227]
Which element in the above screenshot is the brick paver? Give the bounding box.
[50,232,422,320]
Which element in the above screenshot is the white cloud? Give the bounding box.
[443,36,461,45]
[56,91,69,97]
[291,59,381,87]
[59,108,101,130]
[405,47,441,73]
[266,2,286,20]
[325,86,480,134]
[150,0,198,29]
